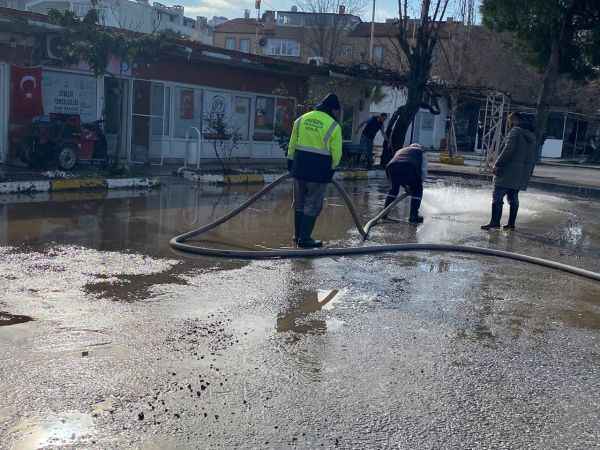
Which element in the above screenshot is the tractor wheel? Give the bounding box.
[57,146,77,171]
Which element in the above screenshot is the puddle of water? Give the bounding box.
[0,311,34,327]
[277,289,342,334]
[9,412,95,449]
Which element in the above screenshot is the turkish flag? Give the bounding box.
[10,66,43,124]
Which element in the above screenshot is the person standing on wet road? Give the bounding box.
[287,93,343,249]
[383,143,428,224]
[481,112,537,231]
[357,113,388,168]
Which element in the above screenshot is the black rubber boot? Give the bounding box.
[503,204,519,230]
[408,197,424,224]
[481,204,502,230]
[297,215,323,249]
[294,211,303,243]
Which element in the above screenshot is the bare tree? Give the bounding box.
[299,0,367,64]
[382,0,452,164]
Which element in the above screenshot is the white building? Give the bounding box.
[354,86,449,150]
[25,0,213,44]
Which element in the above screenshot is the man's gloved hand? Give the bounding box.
[287,159,293,172]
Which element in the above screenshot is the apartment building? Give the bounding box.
[214,7,361,64]
[24,0,213,44]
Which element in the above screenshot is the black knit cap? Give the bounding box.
[316,93,341,112]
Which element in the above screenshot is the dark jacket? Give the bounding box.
[387,146,425,182]
[493,126,537,190]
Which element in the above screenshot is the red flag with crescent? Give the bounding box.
[10,66,43,124]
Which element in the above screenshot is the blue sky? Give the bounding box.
[182,1,403,22]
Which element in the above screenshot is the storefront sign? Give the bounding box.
[42,70,97,123]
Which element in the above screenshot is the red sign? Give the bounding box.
[10,66,43,124]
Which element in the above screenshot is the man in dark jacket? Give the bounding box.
[384,143,428,224]
[358,113,388,168]
[287,94,343,248]
[482,112,537,230]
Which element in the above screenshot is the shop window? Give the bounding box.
[131,80,168,162]
[173,87,202,138]
[275,98,295,138]
[203,91,232,139]
[232,96,251,141]
[164,87,171,136]
[150,83,164,136]
[254,96,275,141]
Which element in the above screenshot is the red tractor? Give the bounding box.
[19,113,109,170]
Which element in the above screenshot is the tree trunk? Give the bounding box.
[535,3,577,156]
[390,79,425,149]
[534,36,561,155]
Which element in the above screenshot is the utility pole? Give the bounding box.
[369,0,376,63]
[255,0,261,54]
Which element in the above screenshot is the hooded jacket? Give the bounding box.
[493,126,537,191]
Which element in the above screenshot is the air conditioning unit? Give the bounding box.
[46,35,63,60]
[308,56,325,66]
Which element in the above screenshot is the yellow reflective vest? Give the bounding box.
[287,110,343,183]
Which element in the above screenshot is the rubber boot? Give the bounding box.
[293,211,303,244]
[481,204,502,230]
[297,215,323,249]
[503,204,519,230]
[408,197,424,224]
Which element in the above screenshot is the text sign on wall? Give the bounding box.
[42,71,98,123]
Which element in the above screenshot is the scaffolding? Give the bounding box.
[477,91,511,174]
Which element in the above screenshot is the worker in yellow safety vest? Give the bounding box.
[287,93,343,248]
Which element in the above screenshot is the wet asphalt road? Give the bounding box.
[0,178,599,449]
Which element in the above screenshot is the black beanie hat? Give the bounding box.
[316,93,341,112]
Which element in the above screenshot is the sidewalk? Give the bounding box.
[1,158,599,198]
[427,161,600,198]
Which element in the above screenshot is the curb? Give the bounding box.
[180,168,600,199]
[0,177,161,195]
[428,168,600,199]
[181,170,387,185]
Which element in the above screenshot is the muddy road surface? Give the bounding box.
[1,178,599,449]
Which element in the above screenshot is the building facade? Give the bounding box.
[25,0,213,44]
[214,8,361,64]
[0,8,317,165]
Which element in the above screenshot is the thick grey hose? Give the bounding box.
[170,174,600,282]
